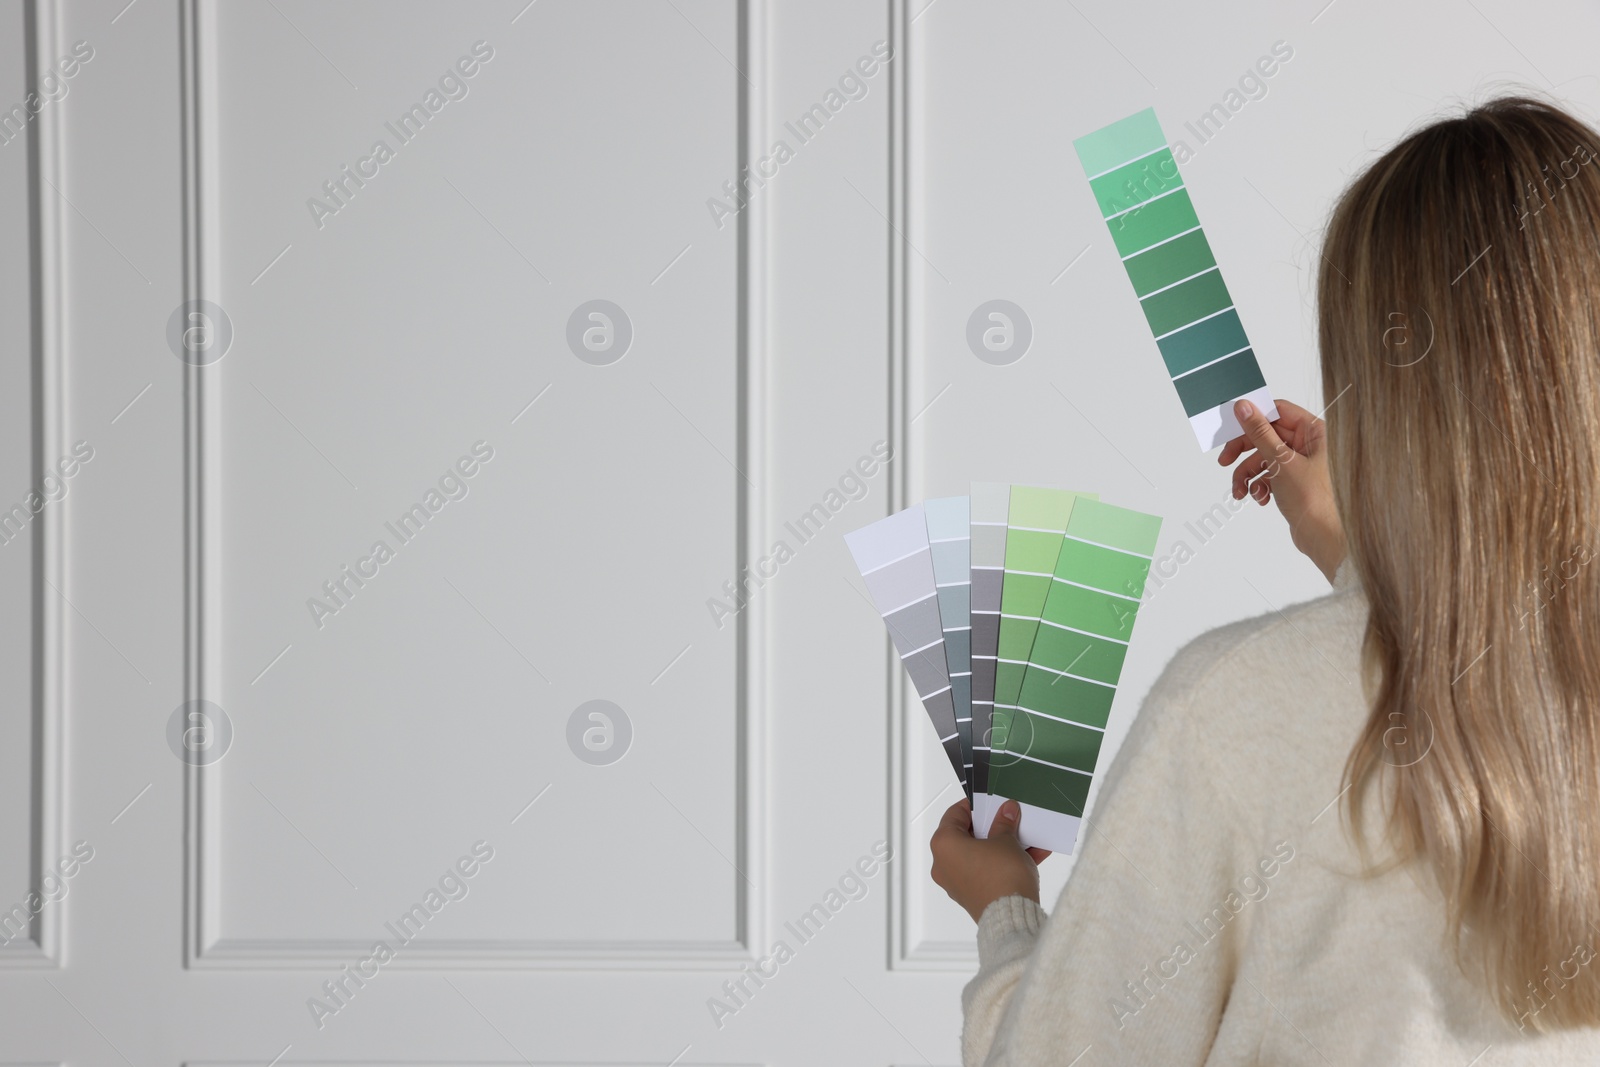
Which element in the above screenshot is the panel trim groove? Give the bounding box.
[179,0,224,970]
[0,0,68,973]
[884,0,979,970]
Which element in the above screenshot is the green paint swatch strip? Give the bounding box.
[991,488,1091,800]
[989,498,1161,819]
[1074,107,1274,448]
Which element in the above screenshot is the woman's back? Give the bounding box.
[962,565,1600,1064]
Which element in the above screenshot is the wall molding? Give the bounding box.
[181,0,772,970]
[0,0,69,973]
[884,0,978,971]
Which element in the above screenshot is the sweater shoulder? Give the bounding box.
[1107,579,1369,844]
[1147,584,1366,715]
[1133,584,1370,819]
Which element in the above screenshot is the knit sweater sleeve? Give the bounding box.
[960,648,1258,1067]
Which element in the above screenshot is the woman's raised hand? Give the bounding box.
[1218,398,1346,584]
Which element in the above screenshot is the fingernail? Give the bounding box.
[1236,399,1254,419]
[999,800,1019,823]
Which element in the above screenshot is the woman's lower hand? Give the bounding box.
[930,798,1050,923]
[1218,398,1347,584]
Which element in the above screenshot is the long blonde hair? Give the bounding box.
[1322,94,1600,1030]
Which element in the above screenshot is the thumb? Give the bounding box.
[989,799,1023,844]
[1235,399,1288,463]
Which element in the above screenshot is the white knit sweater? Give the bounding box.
[962,561,1600,1064]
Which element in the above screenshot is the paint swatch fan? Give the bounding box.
[846,487,1161,854]
[837,108,1283,852]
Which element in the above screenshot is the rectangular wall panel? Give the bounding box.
[186,0,765,967]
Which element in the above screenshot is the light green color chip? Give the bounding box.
[1066,498,1163,557]
[1072,106,1166,178]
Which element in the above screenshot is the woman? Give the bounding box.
[932,95,1600,1064]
